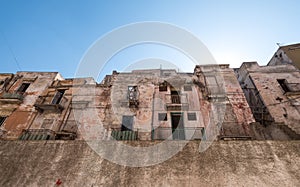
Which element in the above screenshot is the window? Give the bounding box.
[0,116,6,127]
[51,90,65,104]
[121,116,133,131]
[16,83,30,94]
[171,90,181,104]
[158,113,168,121]
[277,79,290,93]
[187,113,197,121]
[159,82,167,92]
[128,86,138,100]
[184,85,192,91]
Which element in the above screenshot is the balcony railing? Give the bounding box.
[19,128,77,140]
[19,129,56,140]
[34,96,67,112]
[111,130,137,140]
[0,92,24,104]
[165,94,189,111]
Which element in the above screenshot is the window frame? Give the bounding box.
[187,113,197,121]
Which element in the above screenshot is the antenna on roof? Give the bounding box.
[276,43,282,47]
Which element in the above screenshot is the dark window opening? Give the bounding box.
[16,83,30,94]
[277,79,290,93]
[159,82,167,91]
[171,90,181,104]
[0,116,7,127]
[184,85,192,91]
[187,113,197,121]
[158,113,167,121]
[51,90,65,104]
[121,116,133,131]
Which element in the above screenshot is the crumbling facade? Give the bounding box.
[1,42,300,141]
[0,65,255,141]
[0,72,63,140]
[236,62,300,139]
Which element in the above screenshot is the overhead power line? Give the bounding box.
[0,30,22,71]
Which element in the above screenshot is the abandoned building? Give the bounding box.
[236,61,300,140]
[0,44,300,141]
[0,64,256,141]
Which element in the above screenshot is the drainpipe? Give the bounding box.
[151,86,155,140]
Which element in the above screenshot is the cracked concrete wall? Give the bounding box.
[0,140,299,187]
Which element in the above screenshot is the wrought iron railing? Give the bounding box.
[111,130,137,140]
[0,92,24,100]
[19,129,55,140]
[19,128,77,140]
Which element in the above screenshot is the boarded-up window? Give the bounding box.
[187,113,197,121]
[158,113,168,121]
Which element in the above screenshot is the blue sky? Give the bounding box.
[1,0,299,81]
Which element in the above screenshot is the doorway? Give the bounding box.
[171,113,185,140]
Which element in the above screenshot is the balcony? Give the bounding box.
[152,127,204,140]
[19,129,56,140]
[19,128,77,140]
[111,130,137,140]
[165,94,189,111]
[0,92,24,104]
[34,95,67,112]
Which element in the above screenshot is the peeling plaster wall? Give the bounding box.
[0,72,60,139]
[195,65,255,138]
[237,62,300,139]
[0,140,299,187]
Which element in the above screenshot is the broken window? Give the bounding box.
[128,86,138,100]
[0,116,6,127]
[187,113,197,121]
[16,83,30,94]
[128,86,138,107]
[277,79,290,93]
[121,116,134,131]
[158,113,168,121]
[159,82,167,92]
[184,85,192,91]
[51,90,65,104]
